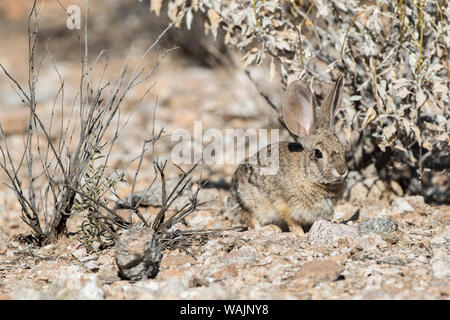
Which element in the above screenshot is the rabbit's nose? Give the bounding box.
[332,168,348,180]
[337,167,347,176]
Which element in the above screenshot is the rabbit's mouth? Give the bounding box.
[326,168,348,184]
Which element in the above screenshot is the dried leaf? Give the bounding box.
[349,95,362,101]
[411,125,422,145]
[208,9,221,40]
[167,2,178,21]
[422,140,433,151]
[192,0,199,11]
[270,56,276,82]
[436,43,443,57]
[384,123,396,142]
[362,106,377,129]
[416,89,427,107]
[242,47,260,66]
[186,9,193,30]
[396,87,410,99]
[151,0,163,16]
[203,19,210,36]
[435,132,448,142]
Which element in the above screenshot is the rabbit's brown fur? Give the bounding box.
[227,76,347,234]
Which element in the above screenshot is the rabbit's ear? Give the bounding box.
[283,80,316,139]
[318,75,343,130]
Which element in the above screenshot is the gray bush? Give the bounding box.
[153,0,449,202]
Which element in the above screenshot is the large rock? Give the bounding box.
[115,227,162,281]
[306,220,359,248]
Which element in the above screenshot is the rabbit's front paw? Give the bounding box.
[286,220,305,236]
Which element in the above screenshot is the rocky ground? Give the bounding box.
[0,191,449,299]
[0,1,448,300]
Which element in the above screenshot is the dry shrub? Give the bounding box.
[0,1,173,244]
[153,0,449,202]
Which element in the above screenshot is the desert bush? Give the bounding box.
[154,0,449,202]
[0,1,243,266]
[0,1,173,245]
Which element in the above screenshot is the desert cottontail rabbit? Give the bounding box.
[227,75,347,235]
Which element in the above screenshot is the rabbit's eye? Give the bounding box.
[314,149,323,159]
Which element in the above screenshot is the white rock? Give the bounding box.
[391,198,414,214]
[85,261,100,272]
[79,254,98,263]
[52,266,104,300]
[138,280,160,291]
[307,220,359,248]
[72,248,87,261]
[391,196,425,214]
[431,258,450,279]
[407,253,416,261]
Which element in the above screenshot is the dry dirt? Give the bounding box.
[0,1,448,300]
